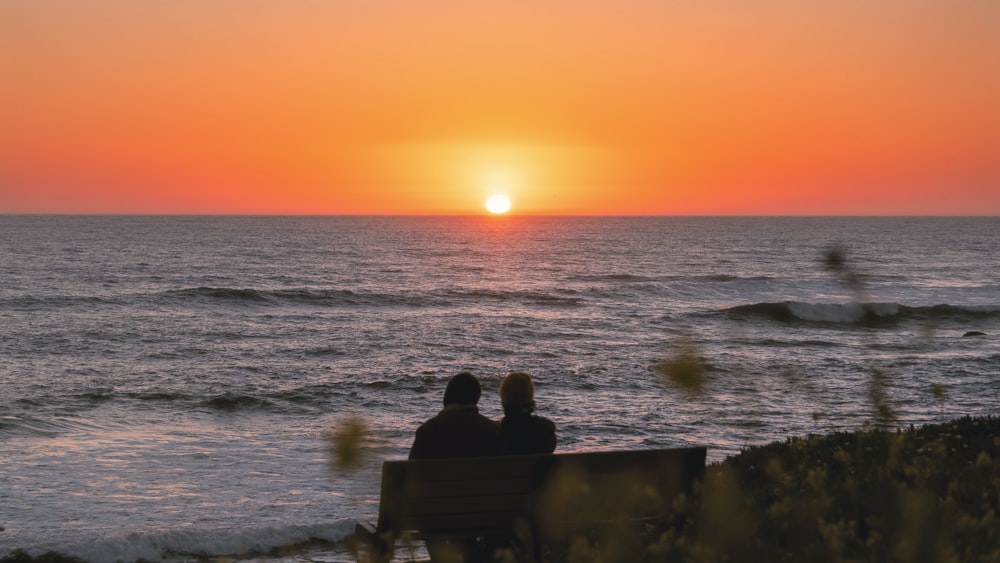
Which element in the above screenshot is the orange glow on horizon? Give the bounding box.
[1,1,998,215]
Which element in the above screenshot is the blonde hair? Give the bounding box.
[499,371,535,409]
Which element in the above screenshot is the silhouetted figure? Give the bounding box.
[499,371,556,455]
[410,372,506,562]
[410,372,506,460]
[480,372,558,561]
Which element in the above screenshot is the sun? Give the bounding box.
[485,194,512,214]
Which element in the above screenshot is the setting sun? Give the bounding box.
[485,194,512,214]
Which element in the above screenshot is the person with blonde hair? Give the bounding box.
[498,371,556,455]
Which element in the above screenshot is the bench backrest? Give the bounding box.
[376,447,706,541]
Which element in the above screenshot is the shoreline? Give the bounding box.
[4,415,998,563]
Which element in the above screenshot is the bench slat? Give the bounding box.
[402,478,534,499]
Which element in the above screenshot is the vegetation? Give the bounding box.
[647,416,1000,563]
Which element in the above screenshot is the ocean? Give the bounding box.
[1,215,998,562]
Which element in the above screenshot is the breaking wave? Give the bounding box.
[4,521,357,563]
[725,302,1000,324]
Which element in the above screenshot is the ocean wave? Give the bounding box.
[198,386,354,412]
[1,294,123,310]
[725,302,1000,324]
[5,387,353,421]
[166,287,272,302]
[134,392,187,402]
[0,414,107,438]
[690,274,773,283]
[303,346,348,357]
[8,521,357,563]
[79,389,116,402]
[904,303,1000,321]
[158,287,437,308]
[161,287,351,306]
[566,273,656,282]
[443,289,584,307]
[567,273,771,283]
[202,393,277,412]
[142,286,592,310]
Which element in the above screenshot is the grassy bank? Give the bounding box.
[650,415,1000,563]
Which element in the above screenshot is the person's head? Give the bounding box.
[443,371,482,406]
[499,371,536,412]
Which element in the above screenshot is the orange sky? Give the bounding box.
[2,0,998,215]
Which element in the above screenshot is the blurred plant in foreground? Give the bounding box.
[822,246,867,299]
[653,336,707,395]
[684,416,1000,562]
[328,415,369,472]
[822,246,900,428]
[867,367,897,429]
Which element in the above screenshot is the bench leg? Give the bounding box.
[352,522,395,563]
[425,537,483,563]
[480,533,538,563]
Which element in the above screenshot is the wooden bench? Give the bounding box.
[354,447,707,562]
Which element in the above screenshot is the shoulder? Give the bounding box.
[529,414,556,432]
[473,412,504,433]
[501,413,556,435]
[414,413,444,432]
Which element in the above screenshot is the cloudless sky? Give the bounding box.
[2,0,998,215]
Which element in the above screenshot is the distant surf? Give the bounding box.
[724,301,1000,324]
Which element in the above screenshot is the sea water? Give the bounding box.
[1,215,998,562]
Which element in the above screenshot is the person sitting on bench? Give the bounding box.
[498,371,556,455]
[409,372,506,562]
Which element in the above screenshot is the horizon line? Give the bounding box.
[2,212,998,218]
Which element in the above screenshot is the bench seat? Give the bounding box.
[355,447,706,562]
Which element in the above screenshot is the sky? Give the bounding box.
[2,0,998,215]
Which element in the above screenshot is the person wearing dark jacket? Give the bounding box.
[409,372,505,562]
[498,371,556,455]
[409,371,506,460]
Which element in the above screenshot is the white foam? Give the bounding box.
[39,521,356,563]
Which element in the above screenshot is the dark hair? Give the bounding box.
[443,372,481,406]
